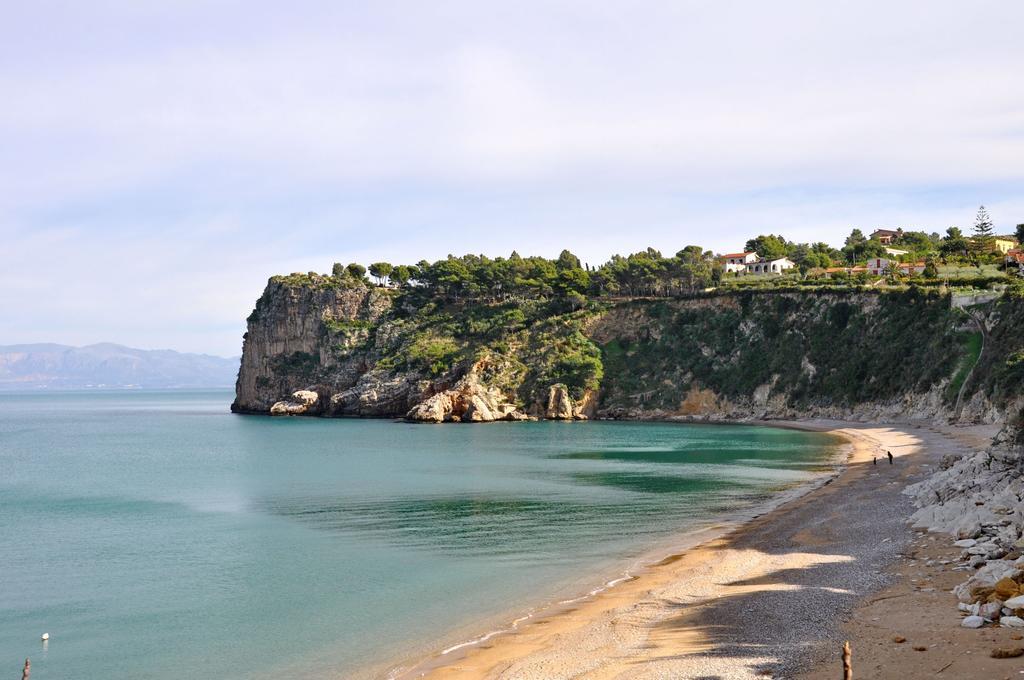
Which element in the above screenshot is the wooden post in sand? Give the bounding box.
[841,641,852,679]
[22,658,30,680]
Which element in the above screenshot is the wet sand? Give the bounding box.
[386,420,990,679]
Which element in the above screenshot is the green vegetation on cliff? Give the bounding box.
[334,292,607,402]
[596,289,966,412]
[236,245,1024,424]
[962,288,1024,410]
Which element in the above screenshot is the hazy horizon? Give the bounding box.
[3,1,1022,356]
[0,341,239,359]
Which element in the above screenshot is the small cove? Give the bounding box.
[0,390,843,679]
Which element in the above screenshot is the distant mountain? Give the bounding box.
[0,343,239,390]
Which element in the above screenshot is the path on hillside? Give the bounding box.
[953,311,987,419]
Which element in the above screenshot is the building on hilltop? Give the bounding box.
[994,236,1019,254]
[746,257,795,275]
[867,258,926,276]
[870,229,901,245]
[720,252,795,275]
[721,251,759,273]
[822,260,924,277]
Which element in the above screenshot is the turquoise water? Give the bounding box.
[0,390,842,679]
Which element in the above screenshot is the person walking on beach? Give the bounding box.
[873,455,876,465]
[887,450,894,465]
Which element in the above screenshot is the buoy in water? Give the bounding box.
[41,633,49,641]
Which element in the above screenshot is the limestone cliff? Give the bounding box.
[234,277,1023,429]
[232,275,394,413]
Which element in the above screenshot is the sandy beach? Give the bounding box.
[386,419,998,680]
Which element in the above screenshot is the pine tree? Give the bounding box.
[971,205,996,254]
[368,262,393,285]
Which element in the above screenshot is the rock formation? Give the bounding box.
[232,276,393,413]
[544,384,574,419]
[404,363,528,423]
[234,276,1024,430]
[270,389,321,415]
[905,416,1024,628]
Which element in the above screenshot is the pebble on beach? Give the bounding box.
[990,647,1024,658]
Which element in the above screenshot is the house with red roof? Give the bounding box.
[721,251,758,274]
[1006,248,1024,274]
[870,229,900,245]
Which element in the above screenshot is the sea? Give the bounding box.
[0,389,843,679]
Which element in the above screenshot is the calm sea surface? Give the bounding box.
[0,390,842,679]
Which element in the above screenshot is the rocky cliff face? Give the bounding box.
[234,279,1023,429]
[590,290,988,424]
[231,276,394,413]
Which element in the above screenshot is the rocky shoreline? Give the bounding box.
[263,367,596,423]
[903,424,1024,633]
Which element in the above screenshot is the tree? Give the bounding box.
[368,262,393,285]
[673,246,714,292]
[884,259,903,281]
[331,262,346,278]
[841,231,885,264]
[564,290,587,311]
[940,227,969,260]
[556,249,582,271]
[1016,223,1024,245]
[841,229,868,263]
[346,263,367,281]
[744,234,789,260]
[391,265,412,288]
[432,257,472,300]
[971,205,996,255]
[923,255,939,278]
[894,230,937,256]
[790,243,833,273]
[844,229,866,248]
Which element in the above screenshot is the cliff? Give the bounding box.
[233,275,395,413]
[233,275,1024,430]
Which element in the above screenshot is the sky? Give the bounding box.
[2,1,1023,356]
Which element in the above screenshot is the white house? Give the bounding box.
[721,251,758,273]
[746,257,795,275]
[868,258,927,276]
[868,258,896,275]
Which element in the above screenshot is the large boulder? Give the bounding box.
[573,388,599,420]
[464,394,497,422]
[954,561,1022,604]
[269,389,320,415]
[961,615,985,628]
[545,384,575,420]
[406,391,456,423]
